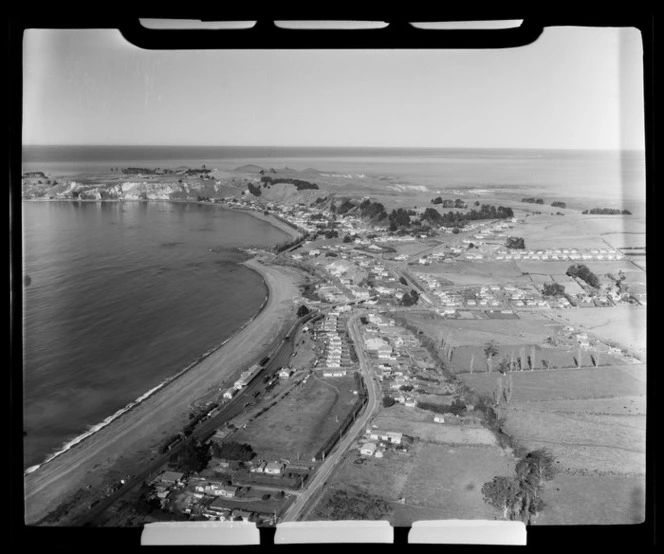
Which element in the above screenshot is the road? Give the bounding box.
[77,312,318,526]
[280,312,382,522]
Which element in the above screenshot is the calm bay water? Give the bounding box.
[22,200,290,469]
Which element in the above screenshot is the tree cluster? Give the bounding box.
[400,289,419,306]
[358,199,388,220]
[505,236,525,249]
[566,264,600,288]
[209,440,256,462]
[297,304,311,317]
[551,201,567,208]
[541,282,565,297]
[388,208,411,229]
[170,437,212,473]
[247,183,262,196]
[260,176,319,190]
[521,197,544,204]
[417,399,466,416]
[481,449,557,523]
[383,396,396,408]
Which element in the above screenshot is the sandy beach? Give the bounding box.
[23,256,305,525]
[236,207,303,242]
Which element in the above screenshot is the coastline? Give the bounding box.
[23,254,305,525]
[230,206,303,242]
[24,268,271,476]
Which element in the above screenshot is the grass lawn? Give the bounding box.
[232,374,361,460]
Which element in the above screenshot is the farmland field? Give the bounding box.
[459,366,646,402]
[500,407,646,475]
[415,260,531,286]
[309,440,515,525]
[231,374,361,460]
[406,312,561,347]
[536,473,646,525]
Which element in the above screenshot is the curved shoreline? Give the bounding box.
[24,271,271,476]
[24,256,303,524]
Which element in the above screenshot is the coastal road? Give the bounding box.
[280,312,382,522]
[77,312,317,526]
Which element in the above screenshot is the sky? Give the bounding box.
[22,25,645,150]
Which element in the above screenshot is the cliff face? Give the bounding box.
[21,179,241,201]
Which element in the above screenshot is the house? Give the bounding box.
[360,443,377,456]
[250,462,267,473]
[158,471,185,485]
[278,368,294,379]
[264,462,285,475]
[434,415,445,423]
[223,387,236,400]
[218,485,239,498]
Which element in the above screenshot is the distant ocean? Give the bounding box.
[22,145,646,205]
[20,145,646,469]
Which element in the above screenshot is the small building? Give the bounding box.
[278,368,294,379]
[158,471,184,485]
[223,387,236,400]
[218,485,239,498]
[434,415,445,423]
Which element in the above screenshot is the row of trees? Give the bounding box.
[582,208,631,215]
[421,204,514,227]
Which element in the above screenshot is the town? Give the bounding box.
[79,177,645,527]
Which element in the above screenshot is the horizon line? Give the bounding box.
[22,144,646,152]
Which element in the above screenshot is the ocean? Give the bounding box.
[20,145,646,469]
[21,200,291,469]
[22,145,647,206]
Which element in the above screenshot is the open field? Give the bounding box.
[509,214,646,249]
[310,440,514,525]
[500,407,645,475]
[509,395,646,416]
[459,366,646,402]
[549,307,647,356]
[411,313,562,347]
[370,404,496,446]
[448,344,622,373]
[536,473,646,525]
[231,374,360,461]
[413,260,532,286]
